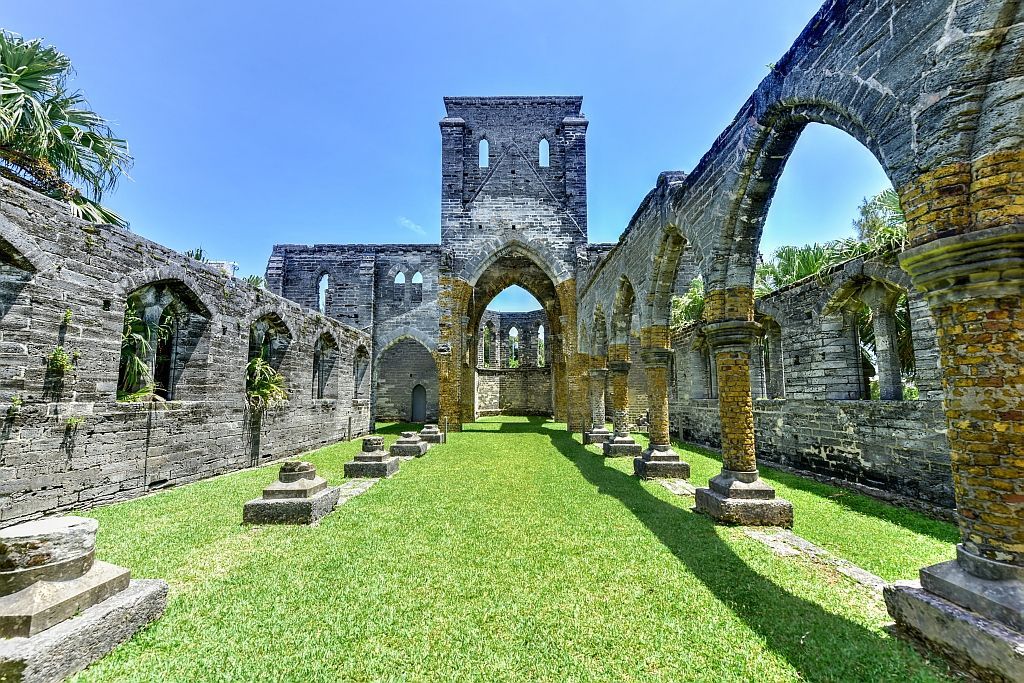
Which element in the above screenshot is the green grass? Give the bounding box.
[74,416,957,682]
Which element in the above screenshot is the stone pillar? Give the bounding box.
[861,283,904,400]
[634,347,690,479]
[583,367,611,444]
[885,223,1024,679]
[603,359,641,457]
[695,315,793,527]
[436,276,471,433]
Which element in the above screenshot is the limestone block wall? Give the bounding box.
[674,398,953,509]
[669,256,952,509]
[375,338,439,422]
[475,367,552,416]
[0,180,372,526]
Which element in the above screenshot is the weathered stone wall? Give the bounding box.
[673,398,953,509]
[476,367,552,415]
[669,255,953,508]
[375,338,438,422]
[0,180,372,526]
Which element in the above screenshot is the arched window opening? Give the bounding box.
[353,345,370,399]
[312,334,339,399]
[411,271,423,304]
[539,138,549,167]
[536,324,546,367]
[479,138,489,168]
[118,281,211,402]
[482,322,494,367]
[394,271,406,304]
[248,314,291,370]
[317,273,329,314]
[507,327,520,368]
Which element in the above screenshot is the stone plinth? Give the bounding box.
[0,516,167,682]
[344,436,399,479]
[583,426,612,445]
[603,433,641,457]
[885,581,1023,683]
[695,470,793,528]
[633,445,690,480]
[419,424,445,444]
[390,431,428,458]
[243,461,340,525]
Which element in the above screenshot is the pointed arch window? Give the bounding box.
[394,271,406,303]
[411,271,423,304]
[536,324,546,367]
[508,327,520,368]
[479,139,489,168]
[539,138,549,167]
[317,273,329,314]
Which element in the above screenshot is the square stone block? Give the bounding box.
[919,557,1024,633]
[0,578,168,683]
[390,442,428,458]
[634,457,690,480]
[583,429,611,445]
[603,438,641,458]
[243,486,341,525]
[694,487,794,528]
[885,580,1024,683]
[344,456,399,479]
[0,561,130,639]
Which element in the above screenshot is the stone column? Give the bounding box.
[603,359,641,457]
[583,367,611,444]
[634,348,690,479]
[695,317,793,527]
[885,223,1024,677]
[861,283,903,400]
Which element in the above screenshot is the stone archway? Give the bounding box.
[436,243,584,431]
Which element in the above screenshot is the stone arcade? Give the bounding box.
[0,0,1020,679]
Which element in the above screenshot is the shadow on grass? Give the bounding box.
[677,440,959,545]
[477,419,941,681]
[463,416,553,433]
[374,422,421,435]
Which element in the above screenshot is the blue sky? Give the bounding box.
[5,1,890,312]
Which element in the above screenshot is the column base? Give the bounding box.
[885,580,1023,683]
[242,486,341,525]
[694,470,793,527]
[918,546,1024,633]
[0,579,168,683]
[602,434,642,458]
[634,446,690,479]
[583,427,612,445]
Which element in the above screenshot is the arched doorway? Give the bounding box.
[411,384,426,422]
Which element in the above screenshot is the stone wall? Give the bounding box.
[476,367,552,416]
[375,338,438,422]
[669,254,953,509]
[673,399,953,510]
[0,179,372,526]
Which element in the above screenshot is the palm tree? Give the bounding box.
[0,31,131,226]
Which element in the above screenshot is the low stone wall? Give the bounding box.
[0,180,372,525]
[476,367,552,415]
[674,398,953,509]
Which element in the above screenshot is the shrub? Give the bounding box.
[246,357,288,413]
[47,346,74,374]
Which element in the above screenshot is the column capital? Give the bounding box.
[608,359,631,374]
[588,367,608,380]
[639,347,673,368]
[705,320,762,352]
[900,224,1024,306]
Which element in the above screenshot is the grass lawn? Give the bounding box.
[74,417,957,682]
